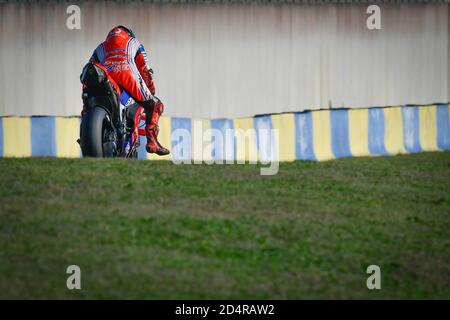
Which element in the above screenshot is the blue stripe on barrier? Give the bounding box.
[436,104,450,150]
[294,112,315,160]
[330,109,351,158]
[402,106,422,153]
[0,117,3,157]
[210,118,235,161]
[137,120,147,160]
[171,117,192,162]
[253,115,276,163]
[31,116,56,157]
[368,108,388,155]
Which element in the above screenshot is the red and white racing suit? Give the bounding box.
[88,27,167,154]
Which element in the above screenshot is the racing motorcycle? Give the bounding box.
[79,62,147,158]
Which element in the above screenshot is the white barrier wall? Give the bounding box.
[0,2,448,118]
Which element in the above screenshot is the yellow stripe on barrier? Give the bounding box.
[384,106,406,155]
[312,110,334,161]
[419,105,438,151]
[271,113,296,162]
[3,117,31,157]
[55,117,80,158]
[234,117,258,163]
[348,108,370,157]
[148,116,172,160]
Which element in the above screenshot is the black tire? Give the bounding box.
[81,107,114,157]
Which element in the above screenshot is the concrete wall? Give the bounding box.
[0,2,448,118]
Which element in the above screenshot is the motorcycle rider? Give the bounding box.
[84,25,169,156]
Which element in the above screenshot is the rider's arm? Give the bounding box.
[134,40,156,96]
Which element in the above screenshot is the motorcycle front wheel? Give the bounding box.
[80,107,116,157]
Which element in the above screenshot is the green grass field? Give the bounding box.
[0,152,449,299]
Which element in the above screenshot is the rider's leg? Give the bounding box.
[141,99,169,155]
[108,67,169,155]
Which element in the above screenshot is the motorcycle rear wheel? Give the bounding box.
[81,107,115,157]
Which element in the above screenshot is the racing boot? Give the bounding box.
[145,99,170,156]
[146,125,170,156]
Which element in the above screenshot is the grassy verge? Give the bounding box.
[0,152,449,299]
